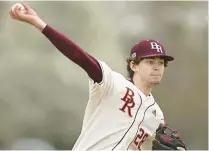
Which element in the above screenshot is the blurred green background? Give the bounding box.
[0,1,207,150]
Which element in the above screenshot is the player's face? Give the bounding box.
[135,57,165,86]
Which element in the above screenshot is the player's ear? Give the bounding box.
[130,61,138,72]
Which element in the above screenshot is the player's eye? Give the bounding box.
[158,61,164,65]
[147,60,154,64]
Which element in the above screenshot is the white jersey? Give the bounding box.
[72,60,164,150]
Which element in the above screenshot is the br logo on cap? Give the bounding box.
[150,42,163,53]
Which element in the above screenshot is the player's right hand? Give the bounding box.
[177,147,186,150]
[9,2,47,31]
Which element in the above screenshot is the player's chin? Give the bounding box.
[150,79,162,85]
[150,76,161,84]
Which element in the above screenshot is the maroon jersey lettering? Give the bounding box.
[119,87,135,117]
[134,128,149,149]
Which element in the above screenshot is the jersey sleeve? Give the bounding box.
[88,60,115,99]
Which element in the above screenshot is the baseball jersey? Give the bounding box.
[72,60,164,150]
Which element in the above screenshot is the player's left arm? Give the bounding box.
[9,2,103,84]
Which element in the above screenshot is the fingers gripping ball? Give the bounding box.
[12,3,27,14]
[152,124,187,150]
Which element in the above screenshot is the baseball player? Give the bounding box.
[9,3,186,151]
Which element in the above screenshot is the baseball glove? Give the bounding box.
[152,124,186,150]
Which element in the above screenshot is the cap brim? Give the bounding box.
[140,54,174,61]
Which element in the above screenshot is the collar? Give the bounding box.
[128,78,151,97]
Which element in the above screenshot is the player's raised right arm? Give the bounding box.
[9,2,103,83]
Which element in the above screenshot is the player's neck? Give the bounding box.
[132,77,152,97]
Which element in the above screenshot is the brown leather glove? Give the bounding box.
[152,124,186,150]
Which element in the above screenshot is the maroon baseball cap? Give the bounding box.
[130,39,174,61]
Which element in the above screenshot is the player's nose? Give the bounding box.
[153,65,160,71]
[153,62,163,71]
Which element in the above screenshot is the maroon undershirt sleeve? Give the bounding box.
[41,25,103,83]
